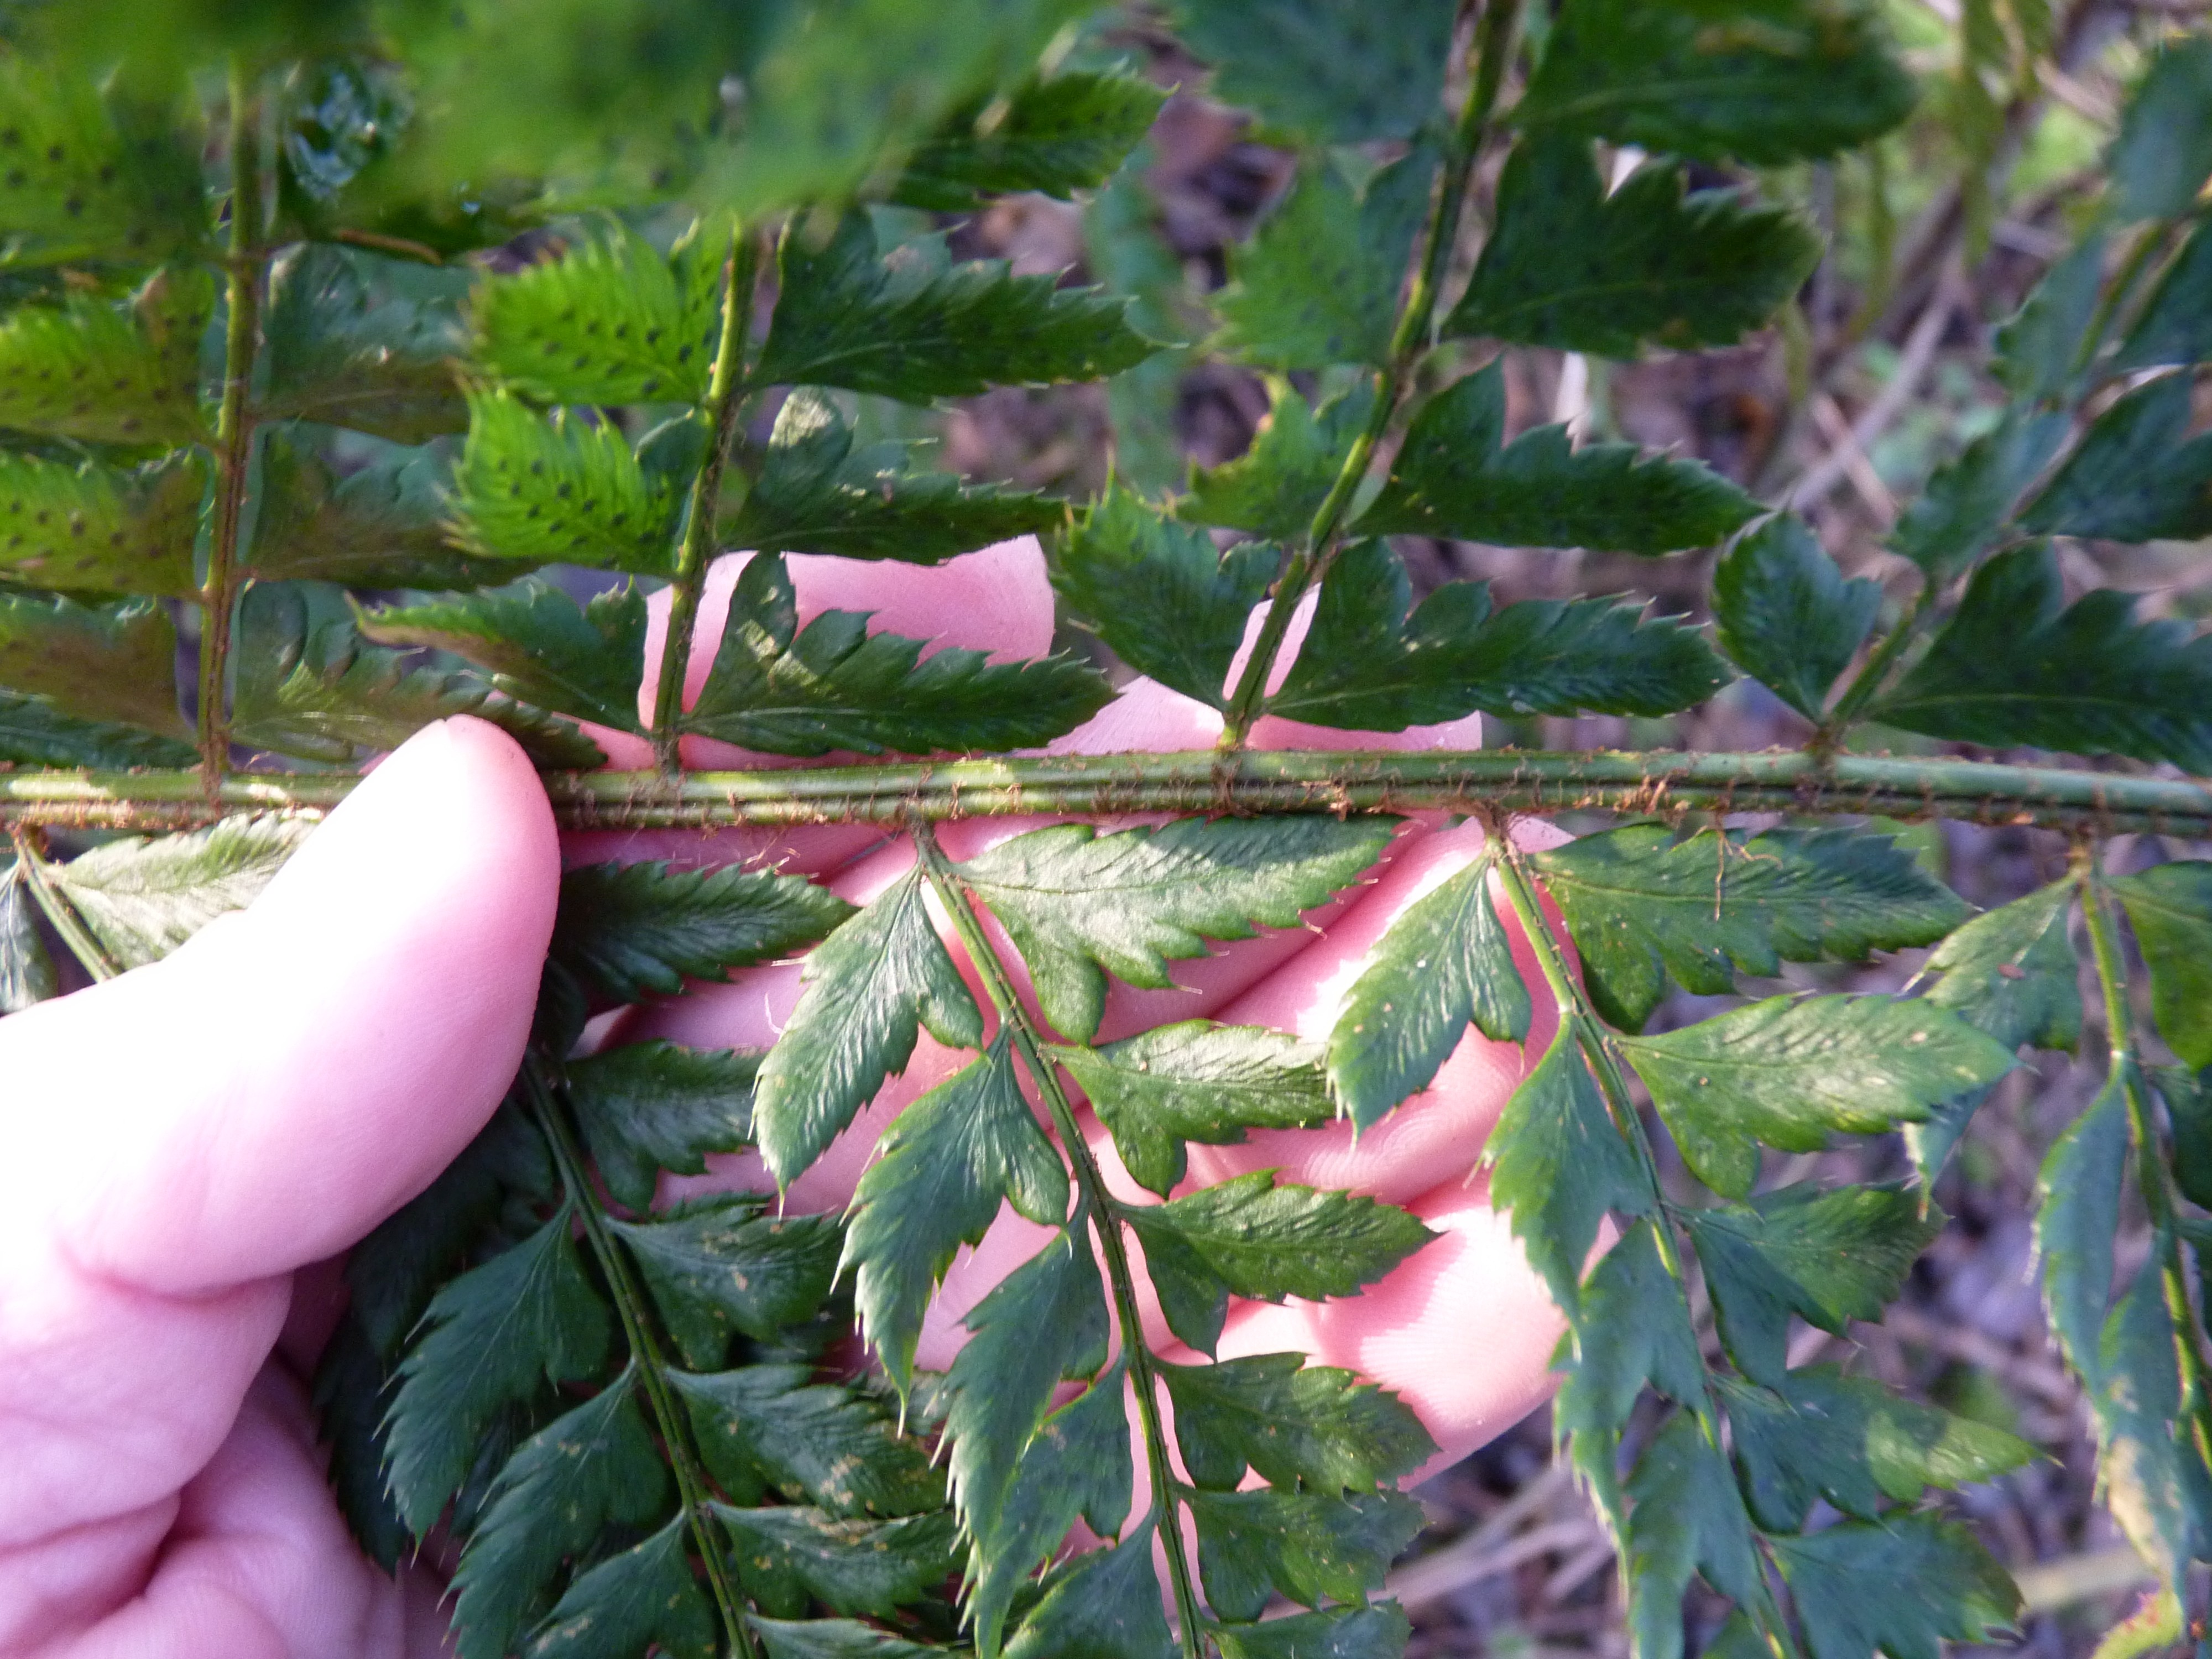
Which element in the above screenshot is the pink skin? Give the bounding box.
[0,538,1568,1656]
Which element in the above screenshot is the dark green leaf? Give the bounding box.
[2114,862,2212,1069]
[1120,1171,1432,1354]
[943,1223,1111,1556]
[754,866,984,1183]
[2033,1071,2128,1377]
[1771,1515,2018,1659]
[450,1374,670,1659]
[2088,1253,2212,1589]
[673,1363,943,1518]
[1619,993,2014,1198]
[0,265,209,445]
[1180,378,1373,541]
[1623,1413,1764,1659]
[0,448,203,596]
[1056,1020,1333,1199]
[311,1314,408,1570]
[1161,1352,1435,1492]
[0,63,203,265]
[726,388,1061,565]
[1686,1184,1939,1389]
[968,1360,1133,1658]
[716,1504,958,1619]
[247,431,525,589]
[1992,235,2106,404]
[1871,541,2212,769]
[1213,149,1429,370]
[1210,1606,1411,1659]
[959,813,1394,1044]
[385,1207,612,1533]
[450,389,682,573]
[751,1618,945,1659]
[1527,823,1971,1032]
[1516,0,1918,164]
[1723,1366,2037,1532]
[754,211,1154,400]
[2158,1066,2212,1212]
[890,70,1167,210]
[0,591,184,737]
[610,1197,842,1368]
[2110,36,2212,222]
[551,858,855,1005]
[1190,1488,1423,1621]
[1448,137,1819,357]
[1358,364,1759,552]
[359,579,648,733]
[1052,487,1275,711]
[1169,0,1455,140]
[0,687,193,767]
[260,244,472,442]
[1003,1519,1176,1659]
[476,220,722,405]
[0,863,54,1011]
[846,1036,1069,1386]
[1711,515,1881,722]
[1266,540,1731,730]
[1885,407,2069,582]
[53,816,314,970]
[1484,1026,1651,1313]
[688,552,1114,755]
[564,1041,759,1211]
[2018,375,2212,542]
[2117,222,2212,370]
[523,1515,714,1659]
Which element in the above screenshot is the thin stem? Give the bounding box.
[1811,581,1936,754]
[1214,0,1521,752]
[2077,855,2212,1467]
[653,225,762,773]
[523,1061,763,1659]
[910,823,1208,1659]
[8,826,120,980]
[200,61,264,791]
[8,749,2212,837]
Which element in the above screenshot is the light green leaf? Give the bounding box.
[450,1373,669,1659]
[51,815,312,971]
[2114,862,2212,1069]
[2034,1072,2128,1378]
[846,1036,1069,1387]
[1214,148,1428,370]
[1448,137,1818,357]
[0,265,209,445]
[1168,0,1456,140]
[724,388,1061,565]
[1516,0,1918,164]
[1619,993,2015,1198]
[1526,823,1970,1032]
[890,70,1167,210]
[672,1363,942,1519]
[0,62,204,265]
[1712,515,1881,722]
[688,552,1114,755]
[0,688,194,768]
[959,812,1394,1044]
[754,210,1154,401]
[551,858,855,1005]
[1686,1184,1939,1389]
[714,1504,958,1620]
[563,1041,759,1212]
[1871,541,2212,770]
[449,388,682,572]
[1623,1413,1764,1659]
[1210,1606,1412,1659]
[1330,850,1533,1129]
[1160,1352,1436,1493]
[1770,1515,2019,1659]
[358,578,648,733]
[609,1197,842,1369]
[1266,540,1732,731]
[1056,1021,1333,1199]
[0,448,204,597]
[2086,1253,2212,1590]
[0,863,55,1011]
[523,1516,714,1659]
[2018,375,2212,543]
[1180,378,1373,542]
[1885,407,2069,582]
[748,1621,946,1659]
[754,866,984,1184]
[476,220,723,405]
[1485,1027,1651,1314]
[1120,1171,1432,1354]
[247,431,526,590]
[1052,486,1275,711]
[385,1207,612,1533]
[1188,1488,1423,1621]
[1355,363,1759,553]
[1003,1518,1175,1659]
[2110,36,2212,222]
[0,590,183,739]
[260,244,472,442]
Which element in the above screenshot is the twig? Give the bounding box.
[1392,1515,1600,1611]
[1786,263,1963,514]
[2013,1545,2157,1613]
